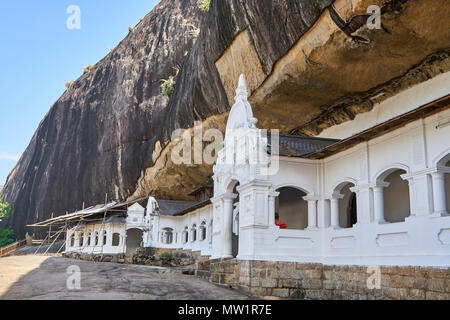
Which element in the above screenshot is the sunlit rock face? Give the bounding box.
[2,0,449,238]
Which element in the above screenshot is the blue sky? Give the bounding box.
[0,1,159,186]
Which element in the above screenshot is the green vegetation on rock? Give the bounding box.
[160,252,173,259]
[0,197,14,247]
[0,196,10,222]
[161,76,175,99]
[0,228,14,247]
[198,0,211,12]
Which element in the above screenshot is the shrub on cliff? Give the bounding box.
[65,81,73,89]
[198,0,210,12]
[83,65,92,74]
[0,196,10,222]
[0,228,14,247]
[161,76,175,99]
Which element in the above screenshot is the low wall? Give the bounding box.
[62,247,203,267]
[210,260,450,300]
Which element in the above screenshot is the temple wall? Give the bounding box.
[210,259,450,300]
[148,204,213,257]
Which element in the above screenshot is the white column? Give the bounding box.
[304,195,319,229]
[268,191,279,227]
[330,198,339,228]
[431,171,448,216]
[406,177,416,217]
[330,193,344,228]
[222,193,237,258]
[372,182,389,224]
[307,200,317,229]
[317,199,330,228]
[75,233,80,248]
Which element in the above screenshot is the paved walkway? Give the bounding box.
[0,256,252,300]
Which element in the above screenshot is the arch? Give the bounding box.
[434,152,450,213]
[191,224,197,242]
[94,231,99,246]
[225,177,241,193]
[275,186,309,230]
[102,231,108,246]
[183,226,189,244]
[272,183,313,196]
[162,227,174,244]
[199,221,207,241]
[331,178,358,194]
[126,226,144,231]
[125,228,143,254]
[79,232,84,247]
[433,148,450,167]
[373,163,410,182]
[377,168,410,223]
[337,182,357,228]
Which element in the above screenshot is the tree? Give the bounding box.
[0,196,10,222]
[0,228,14,247]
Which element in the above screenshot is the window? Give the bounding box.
[103,231,108,246]
[191,225,197,242]
[112,233,120,246]
[94,232,99,246]
[199,222,206,241]
[183,227,189,244]
[70,234,75,247]
[275,187,308,230]
[87,232,91,246]
[383,169,410,223]
[79,233,84,247]
[163,228,174,244]
[331,182,357,228]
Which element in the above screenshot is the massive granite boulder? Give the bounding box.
[2,0,449,238]
[1,0,203,237]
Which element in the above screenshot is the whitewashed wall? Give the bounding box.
[66,222,126,255]
[211,73,450,267]
[146,199,213,257]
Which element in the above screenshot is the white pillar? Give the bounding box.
[330,193,344,228]
[317,199,330,228]
[431,171,448,216]
[268,191,279,227]
[330,198,340,228]
[372,182,389,223]
[222,193,237,258]
[307,200,317,229]
[304,195,319,229]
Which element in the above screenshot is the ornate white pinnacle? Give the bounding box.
[235,74,248,102]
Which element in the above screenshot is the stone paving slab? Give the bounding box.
[0,255,252,300]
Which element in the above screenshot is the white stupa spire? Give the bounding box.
[235,74,248,102]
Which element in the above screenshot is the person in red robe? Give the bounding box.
[275,212,287,229]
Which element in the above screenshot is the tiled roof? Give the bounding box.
[156,200,201,216]
[268,133,339,157]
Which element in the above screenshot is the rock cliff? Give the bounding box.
[2,0,449,238]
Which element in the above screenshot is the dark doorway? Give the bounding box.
[126,228,143,254]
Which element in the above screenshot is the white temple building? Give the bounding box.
[62,72,450,268]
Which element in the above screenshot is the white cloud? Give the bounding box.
[0,153,20,161]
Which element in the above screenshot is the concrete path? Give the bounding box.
[0,256,252,300]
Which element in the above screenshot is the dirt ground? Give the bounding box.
[0,255,252,300]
